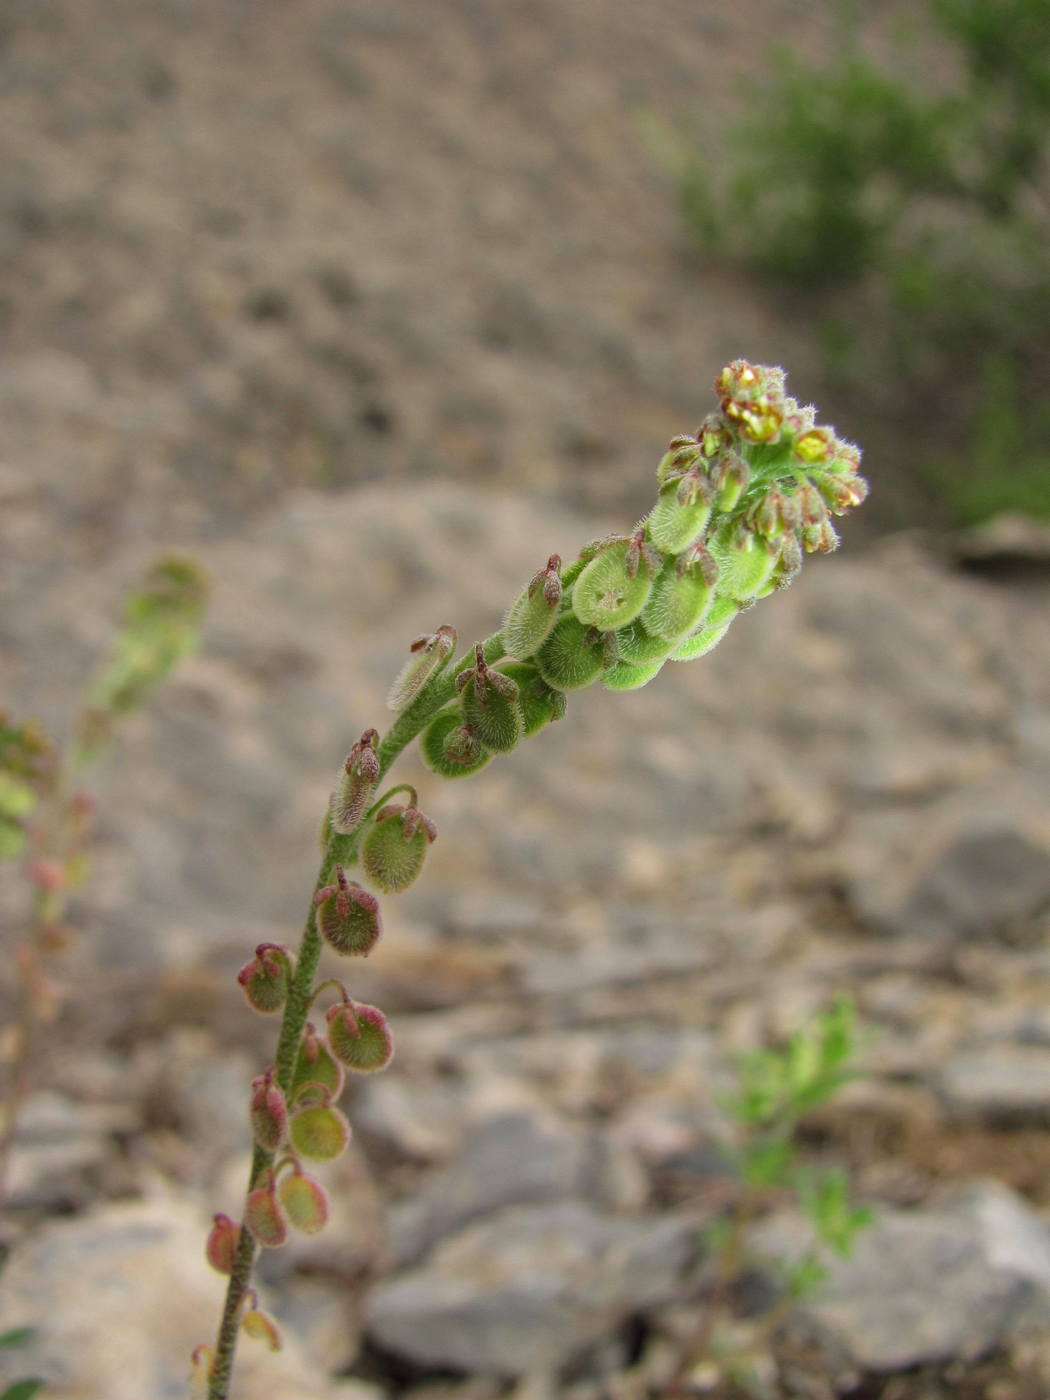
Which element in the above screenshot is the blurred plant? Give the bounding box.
[670,0,1050,525]
[197,360,870,1399]
[0,557,207,1201]
[670,997,873,1398]
[0,1312,43,1400]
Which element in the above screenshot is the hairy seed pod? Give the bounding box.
[456,646,524,753]
[249,1068,288,1151]
[640,559,715,641]
[571,541,653,631]
[244,1185,288,1248]
[669,614,737,661]
[420,708,492,779]
[237,943,294,1014]
[536,615,606,691]
[613,618,675,666]
[602,657,666,691]
[241,1308,282,1350]
[645,481,711,555]
[330,729,380,835]
[362,801,436,894]
[314,868,382,956]
[502,555,562,659]
[292,1023,345,1100]
[707,523,777,601]
[386,624,457,712]
[278,1169,330,1235]
[205,1213,240,1275]
[327,1001,395,1073]
[495,662,565,736]
[289,1102,351,1162]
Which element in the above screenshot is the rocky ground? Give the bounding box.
[1,3,1049,1399]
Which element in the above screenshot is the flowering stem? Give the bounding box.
[206,634,505,1397]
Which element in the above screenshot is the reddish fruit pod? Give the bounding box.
[326,1000,394,1074]
[330,728,380,836]
[277,1168,330,1235]
[314,867,382,956]
[249,1067,288,1151]
[237,943,294,1014]
[205,1213,240,1275]
[244,1183,288,1248]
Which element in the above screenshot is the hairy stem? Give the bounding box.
[206,631,504,1397]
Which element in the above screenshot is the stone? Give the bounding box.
[0,1195,361,1399]
[935,1045,1050,1125]
[388,1110,646,1265]
[750,1181,1050,1373]
[366,1201,702,1376]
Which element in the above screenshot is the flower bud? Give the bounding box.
[330,729,380,835]
[793,424,835,464]
[314,867,382,956]
[536,615,606,691]
[714,453,749,511]
[456,645,524,753]
[289,1101,352,1161]
[495,663,566,735]
[237,943,294,1014]
[293,1022,345,1100]
[572,540,654,631]
[277,1167,330,1235]
[249,1068,288,1151]
[420,708,492,779]
[241,1307,282,1350]
[244,1183,288,1248]
[656,434,701,484]
[326,1000,395,1073]
[503,556,563,659]
[205,1213,241,1275]
[362,799,436,894]
[387,625,457,712]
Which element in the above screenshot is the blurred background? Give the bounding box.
[1,2,1048,1398]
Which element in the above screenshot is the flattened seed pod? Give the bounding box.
[645,480,711,554]
[602,657,666,691]
[362,802,435,894]
[707,523,777,601]
[420,707,492,779]
[536,615,606,691]
[640,560,715,642]
[502,556,562,660]
[571,541,653,631]
[614,618,675,666]
[496,662,566,736]
[458,673,523,754]
[670,614,736,661]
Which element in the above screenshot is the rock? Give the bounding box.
[900,825,1050,945]
[750,1181,1050,1373]
[4,1091,138,1211]
[366,1201,701,1376]
[0,1194,362,1399]
[388,1110,646,1265]
[935,1045,1050,1125]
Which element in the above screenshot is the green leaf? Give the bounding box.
[1,1380,46,1400]
[0,1329,33,1350]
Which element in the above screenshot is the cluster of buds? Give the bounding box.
[411,359,868,771]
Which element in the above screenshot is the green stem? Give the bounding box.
[206,630,504,1398]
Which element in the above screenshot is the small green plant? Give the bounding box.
[195,361,870,1399]
[0,557,207,1201]
[670,997,873,1396]
[0,1311,43,1400]
[671,0,1050,525]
